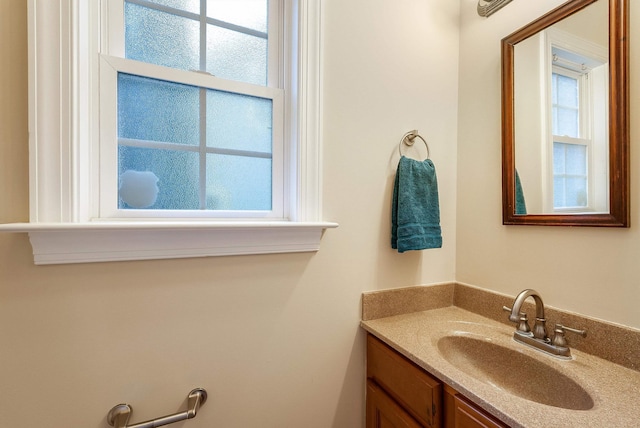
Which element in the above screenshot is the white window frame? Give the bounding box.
[102,0,285,219]
[0,0,337,265]
[541,28,608,214]
[550,68,591,212]
[99,56,285,219]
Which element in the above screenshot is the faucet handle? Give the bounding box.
[502,305,526,316]
[503,306,531,333]
[533,318,548,341]
[517,314,531,334]
[552,324,587,347]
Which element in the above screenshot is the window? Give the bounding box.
[542,29,608,214]
[104,0,283,217]
[551,68,589,210]
[1,0,337,265]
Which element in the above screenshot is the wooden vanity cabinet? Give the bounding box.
[367,380,424,428]
[366,334,509,428]
[367,334,442,428]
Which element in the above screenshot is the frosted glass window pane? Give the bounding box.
[207,0,268,32]
[553,143,565,174]
[553,142,588,208]
[565,144,587,174]
[565,177,587,207]
[119,146,200,210]
[552,73,579,138]
[206,25,267,85]
[206,154,271,210]
[118,74,200,146]
[556,107,579,137]
[141,0,200,14]
[557,75,578,108]
[125,2,200,72]
[554,177,565,207]
[206,92,272,152]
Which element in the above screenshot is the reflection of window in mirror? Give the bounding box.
[552,59,590,210]
[543,28,608,213]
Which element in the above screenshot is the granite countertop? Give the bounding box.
[361,306,640,428]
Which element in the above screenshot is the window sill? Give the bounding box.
[0,221,338,265]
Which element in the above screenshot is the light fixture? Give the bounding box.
[477,0,513,17]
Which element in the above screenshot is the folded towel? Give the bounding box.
[392,156,442,252]
[515,169,527,215]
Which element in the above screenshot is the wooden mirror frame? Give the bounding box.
[502,0,629,226]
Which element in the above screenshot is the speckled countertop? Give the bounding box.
[361,285,640,428]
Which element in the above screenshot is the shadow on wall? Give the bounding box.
[331,328,368,428]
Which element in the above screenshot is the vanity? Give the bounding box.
[361,283,640,428]
[367,333,507,428]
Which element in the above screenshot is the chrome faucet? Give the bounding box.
[505,289,548,340]
[503,289,587,359]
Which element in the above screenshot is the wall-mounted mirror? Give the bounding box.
[502,0,629,226]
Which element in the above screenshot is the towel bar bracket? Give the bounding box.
[399,130,430,160]
[107,388,207,428]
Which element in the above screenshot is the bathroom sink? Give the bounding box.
[437,335,594,410]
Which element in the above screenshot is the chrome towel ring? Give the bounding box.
[398,130,430,160]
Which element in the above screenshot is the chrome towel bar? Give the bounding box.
[107,388,207,428]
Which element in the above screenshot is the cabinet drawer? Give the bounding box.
[367,334,442,428]
[452,394,509,428]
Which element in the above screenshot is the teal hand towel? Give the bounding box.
[392,156,442,252]
[515,169,527,215]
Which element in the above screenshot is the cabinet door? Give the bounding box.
[367,335,442,428]
[367,380,424,428]
[452,395,509,428]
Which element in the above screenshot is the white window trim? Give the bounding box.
[0,0,337,265]
[541,28,608,214]
[550,68,592,212]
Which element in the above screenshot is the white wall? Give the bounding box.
[457,0,640,329]
[513,32,545,213]
[0,1,459,427]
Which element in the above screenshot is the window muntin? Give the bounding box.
[103,0,284,218]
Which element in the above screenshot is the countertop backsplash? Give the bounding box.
[362,282,640,371]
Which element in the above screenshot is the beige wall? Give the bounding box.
[457,0,640,329]
[5,0,639,426]
[0,1,459,427]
